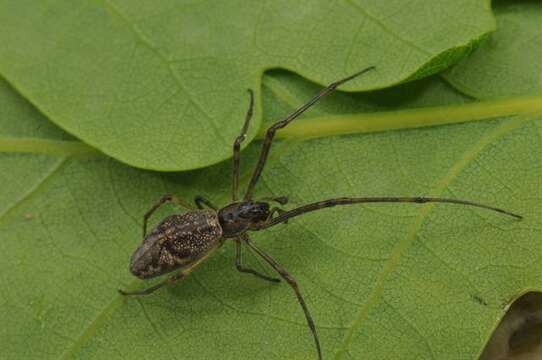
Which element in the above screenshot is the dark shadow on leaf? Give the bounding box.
[481,292,542,360]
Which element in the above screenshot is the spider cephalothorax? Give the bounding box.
[218,201,271,237]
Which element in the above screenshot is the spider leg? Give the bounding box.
[260,196,289,205]
[143,194,193,237]
[118,272,186,296]
[255,196,522,230]
[243,235,322,360]
[235,236,280,283]
[232,89,254,201]
[243,66,375,200]
[194,195,218,210]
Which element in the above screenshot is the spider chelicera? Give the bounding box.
[119,66,521,359]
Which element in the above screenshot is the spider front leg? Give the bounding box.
[260,196,289,205]
[235,236,280,283]
[254,196,521,230]
[232,89,254,201]
[143,194,193,237]
[194,195,217,210]
[243,235,322,360]
[243,66,375,200]
[118,272,186,296]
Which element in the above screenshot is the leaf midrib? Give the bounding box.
[3,93,541,159]
[0,137,99,157]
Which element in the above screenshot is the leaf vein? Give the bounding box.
[334,116,529,359]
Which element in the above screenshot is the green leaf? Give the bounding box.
[444,0,542,99]
[0,0,495,171]
[2,67,541,359]
[3,1,542,359]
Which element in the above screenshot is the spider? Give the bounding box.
[119,66,521,359]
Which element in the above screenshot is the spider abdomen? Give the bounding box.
[129,210,223,279]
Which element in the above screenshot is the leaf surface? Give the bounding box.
[0,0,495,170]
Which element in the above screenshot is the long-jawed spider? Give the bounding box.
[119,66,521,359]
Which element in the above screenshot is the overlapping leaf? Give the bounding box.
[444,1,542,98]
[0,0,495,170]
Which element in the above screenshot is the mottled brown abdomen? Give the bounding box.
[130,210,223,279]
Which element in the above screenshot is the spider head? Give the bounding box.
[218,201,270,238]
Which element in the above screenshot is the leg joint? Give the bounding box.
[234,135,246,149]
